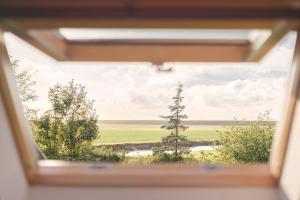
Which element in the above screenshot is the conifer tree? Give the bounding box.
[160,82,189,159]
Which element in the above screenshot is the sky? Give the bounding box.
[59,28,253,41]
[4,30,297,120]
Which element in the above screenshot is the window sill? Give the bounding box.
[31,161,276,187]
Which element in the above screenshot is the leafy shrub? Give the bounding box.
[91,146,125,162]
[191,150,236,165]
[124,155,155,165]
[217,111,275,163]
[58,146,125,162]
[123,153,183,165]
[124,153,202,165]
[33,114,62,159]
[151,153,184,163]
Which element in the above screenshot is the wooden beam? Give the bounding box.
[0,28,38,182]
[0,0,300,19]
[246,21,291,62]
[9,19,286,30]
[66,42,250,62]
[2,20,292,62]
[28,30,68,59]
[270,27,300,180]
[1,20,68,61]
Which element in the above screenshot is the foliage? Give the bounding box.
[157,82,190,159]
[33,80,99,160]
[57,146,125,162]
[124,153,202,165]
[123,155,155,165]
[121,110,275,165]
[216,111,275,163]
[11,58,38,120]
[123,154,180,165]
[191,150,236,165]
[33,113,61,158]
[90,146,125,162]
[152,153,184,163]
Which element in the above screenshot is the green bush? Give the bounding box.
[123,155,154,165]
[91,146,125,162]
[191,150,236,165]
[123,153,183,165]
[33,114,62,159]
[217,111,275,163]
[58,146,125,162]
[151,153,184,163]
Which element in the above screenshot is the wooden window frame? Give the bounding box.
[0,2,300,186]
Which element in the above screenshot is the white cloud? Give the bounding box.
[4,31,297,120]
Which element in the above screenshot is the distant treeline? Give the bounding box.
[100,120,277,126]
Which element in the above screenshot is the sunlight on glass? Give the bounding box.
[59,28,268,42]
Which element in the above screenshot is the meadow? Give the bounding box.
[94,120,226,145]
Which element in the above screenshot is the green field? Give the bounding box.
[94,121,224,145]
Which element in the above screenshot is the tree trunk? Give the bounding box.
[175,108,179,158]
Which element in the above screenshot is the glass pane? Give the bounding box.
[4,30,297,165]
[59,28,262,42]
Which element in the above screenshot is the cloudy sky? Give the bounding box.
[4,31,297,120]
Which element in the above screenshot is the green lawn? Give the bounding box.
[94,123,223,145]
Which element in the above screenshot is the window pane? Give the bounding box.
[59,28,263,43]
[5,30,297,165]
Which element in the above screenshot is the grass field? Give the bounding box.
[94,121,224,145]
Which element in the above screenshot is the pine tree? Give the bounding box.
[160,82,189,159]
